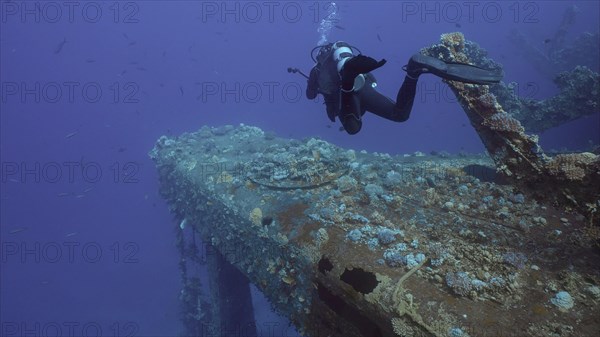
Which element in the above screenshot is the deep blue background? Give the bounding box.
[1,1,598,336]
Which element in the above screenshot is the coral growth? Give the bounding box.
[484,112,526,133]
[249,207,263,226]
[546,152,599,181]
[440,32,466,53]
[445,272,473,297]
[550,291,575,311]
[391,317,414,336]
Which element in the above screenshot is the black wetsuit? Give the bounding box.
[306,49,419,135]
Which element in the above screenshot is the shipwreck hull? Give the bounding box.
[150,124,599,337]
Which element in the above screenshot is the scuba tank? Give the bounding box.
[311,42,367,94]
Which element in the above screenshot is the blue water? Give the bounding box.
[1,1,598,336]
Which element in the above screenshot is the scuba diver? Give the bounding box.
[288,41,503,134]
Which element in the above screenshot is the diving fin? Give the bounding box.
[341,55,387,90]
[443,62,504,85]
[405,54,503,85]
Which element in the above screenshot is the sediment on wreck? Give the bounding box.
[422,32,600,226]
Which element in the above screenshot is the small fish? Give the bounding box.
[119,70,127,76]
[122,33,129,40]
[179,86,184,96]
[338,126,345,132]
[57,192,71,197]
[326,125,331,128]
[9,227,27,234]
[83,187,94,193]
[128,41,137,47]
[65,130,78,139]
[54,38,67,54]
[75,194,85,198]
[376,33,382,42]
[117,147,126,153]
[129,61,139,65]
[85,58,95,63]
[40,280,50,285]
[544,38,552,44]
[65,232,77,237]
[455,23,462,28]
[334,25,345,30]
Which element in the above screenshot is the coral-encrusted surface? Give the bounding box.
[422,32,600,226]
[150,125,599,337]
[493,65,600,133]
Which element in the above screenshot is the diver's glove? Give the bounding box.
[340,55,387,91]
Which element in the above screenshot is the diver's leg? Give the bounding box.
[339,91,362,134]
[336,54,386,134]
[393,75,419,120]
[360,76,418,122]
[323,94,339,122]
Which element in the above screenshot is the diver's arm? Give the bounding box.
[306,66,319,99]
